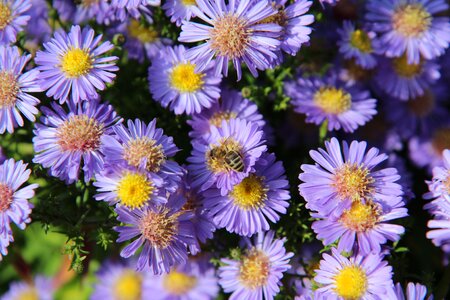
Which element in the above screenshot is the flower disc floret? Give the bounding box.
[210,14,250,59]
[230,174,268,210]
[114,271,142,300]
[0,183,13,212]
[117,173,154,209]
[139,208,180,249]
[60,48,92,78]
[350,30,372,53]
[313,87,352,114]
[170,63,204,93]
[163,271,198,295]
[239,248,270,289]
[333,163,375,202]
[392,4,431,37]
[334,265,368,299]
[56,115,103,152]
[339,200,380,232]
[123,137,166,173]
[0,3,11,30]
[0,71,18,109]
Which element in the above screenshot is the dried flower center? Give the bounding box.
[431,128,450,155]
[392,55,422,78]
[114,270,142,300]
[56,115,103,152]
[123,137,166,173]
[170,63,204,93]
[117,172,154,209]
[139,208,179,249]
[210,14,249,58]
[392,4,431,38]
[314,87,352,114]
[334,265,368,299]
[0,3,11,30]
[81,0,99,7]
[333,163,375,202]
[407,90,434,117]
[0,183,13,213]
[206,138,244,173]
[128,20,158,43]
[350,30,372,53]
[181,0,196,5]
[230,174,267,210]
[239,248,270,289]
[209,111,237,127]
[340,200,380,232]
[0,71,19,109]
[16,288,39,300]
[61,48,92,78]
[444,174,450,195]
[163,270,198,295]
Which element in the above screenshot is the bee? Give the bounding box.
[208,146,245,172]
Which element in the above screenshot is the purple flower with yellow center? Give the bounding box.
[0,45,41,134]
[366,0,450,64]
[187,118,267,194]
[285,73,377,133]
[299,137,404,217]
[148,45,221,115]
[33,100,121,184]
[203,152,290,237]
[35,25,118,104]
[392,282,430,300]
[1,276,53,300]
[162,0,197,26]
[179,0,283,80]
[218,230,293,300]
[0,0,30,45]
[101,119,183,193]
[314,248,394,299]
[0,159,38,260]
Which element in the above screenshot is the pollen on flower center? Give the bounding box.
[61,48,92,78]
[210,14,250,58]
[0,71,19,109]
[407,90,435,117]
[340,200,380,232]
[123,137,166,173]
[170,63,204,93]
[56,115,103,152]
[209,111,237,127]
[0,3,11,30]
[0,183,13,212]
[117,172,154,209]
[230,174,267,210]
[128,20,159,43]
[350,30,372,53]
[392,4,431,37]
[431,128,450,155]
[206,138,244,173]
[333,163,375,201]
[239,248,270,289]
[114,270,142,300]
[392,55,422,78]
[139,208,179,249]
[334,265,368,299]
[163,270,198,295]
[314,87,352,114]
[181,0,196,5]
[16,288,39,300]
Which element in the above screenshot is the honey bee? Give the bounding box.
[209,146,245,172]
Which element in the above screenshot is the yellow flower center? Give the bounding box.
[123,137,166,173]
[206,138,244,173]
[392,4,431,38]
[392,55,422,78]
[0,183,13,213]
[407,90,435,117]
[239,248,270,289]
[0,3,11,30]
[339,200,380,232]
[350,30,372,53]
[61,48,92,78]
[181,0,196,5]
[163,271,198,295]
[114,270,142,300]
[117,172,154,209]
[170,63,204,93]
[209,111,237,127]
[139,208,180,249]
[56,115,103,152]
[334,265,368,299]
[314,87,352,114]
[333,163,375,202]
[128,20,158,43]
[210,14,249,58]
[230,174,267,210]
[431,128,450,155]
[0,71,18,109]
[16,288,39,300]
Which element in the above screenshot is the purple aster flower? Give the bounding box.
[314,248,394,299]
[33,100,121,184]
[179,0,283,80]
[0,0,30,45]
[366,0,450,64]
[218,230,293,300]
[299,137,404,217]
[285,73,377,132]
[0,45,41,134]
[101,119,184,193]
[148,45,222,115]
[114,201,196,274]
[35,25,119,104]
[0,159,38,260]
[392,282,431,300]
[162,0,197,26]
[424,149,450,207]
[0,276,53,300]
[203,152,290,236]
[187,118,267,194]
[24,0,51,44]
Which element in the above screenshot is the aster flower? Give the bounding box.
[285,73,377,132]
[218,230,293,300]
[0,276,53,300]
[0,159,38,260]
[148,45,222,115]
[33,100,121,184]
[179,0,283,80]
[0,0,30,45]
[299,137,404,217]
[162,0,197,26]
[424,149,450,206]
[101,119,184,193]
[203,152,290,236]
[366,0,450,64]
[35,25,118,104]
[24,0,51,44]
[314,248,394,299]
[187,118,267,194]
[0,45,41,134]
[392,282,431,300]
